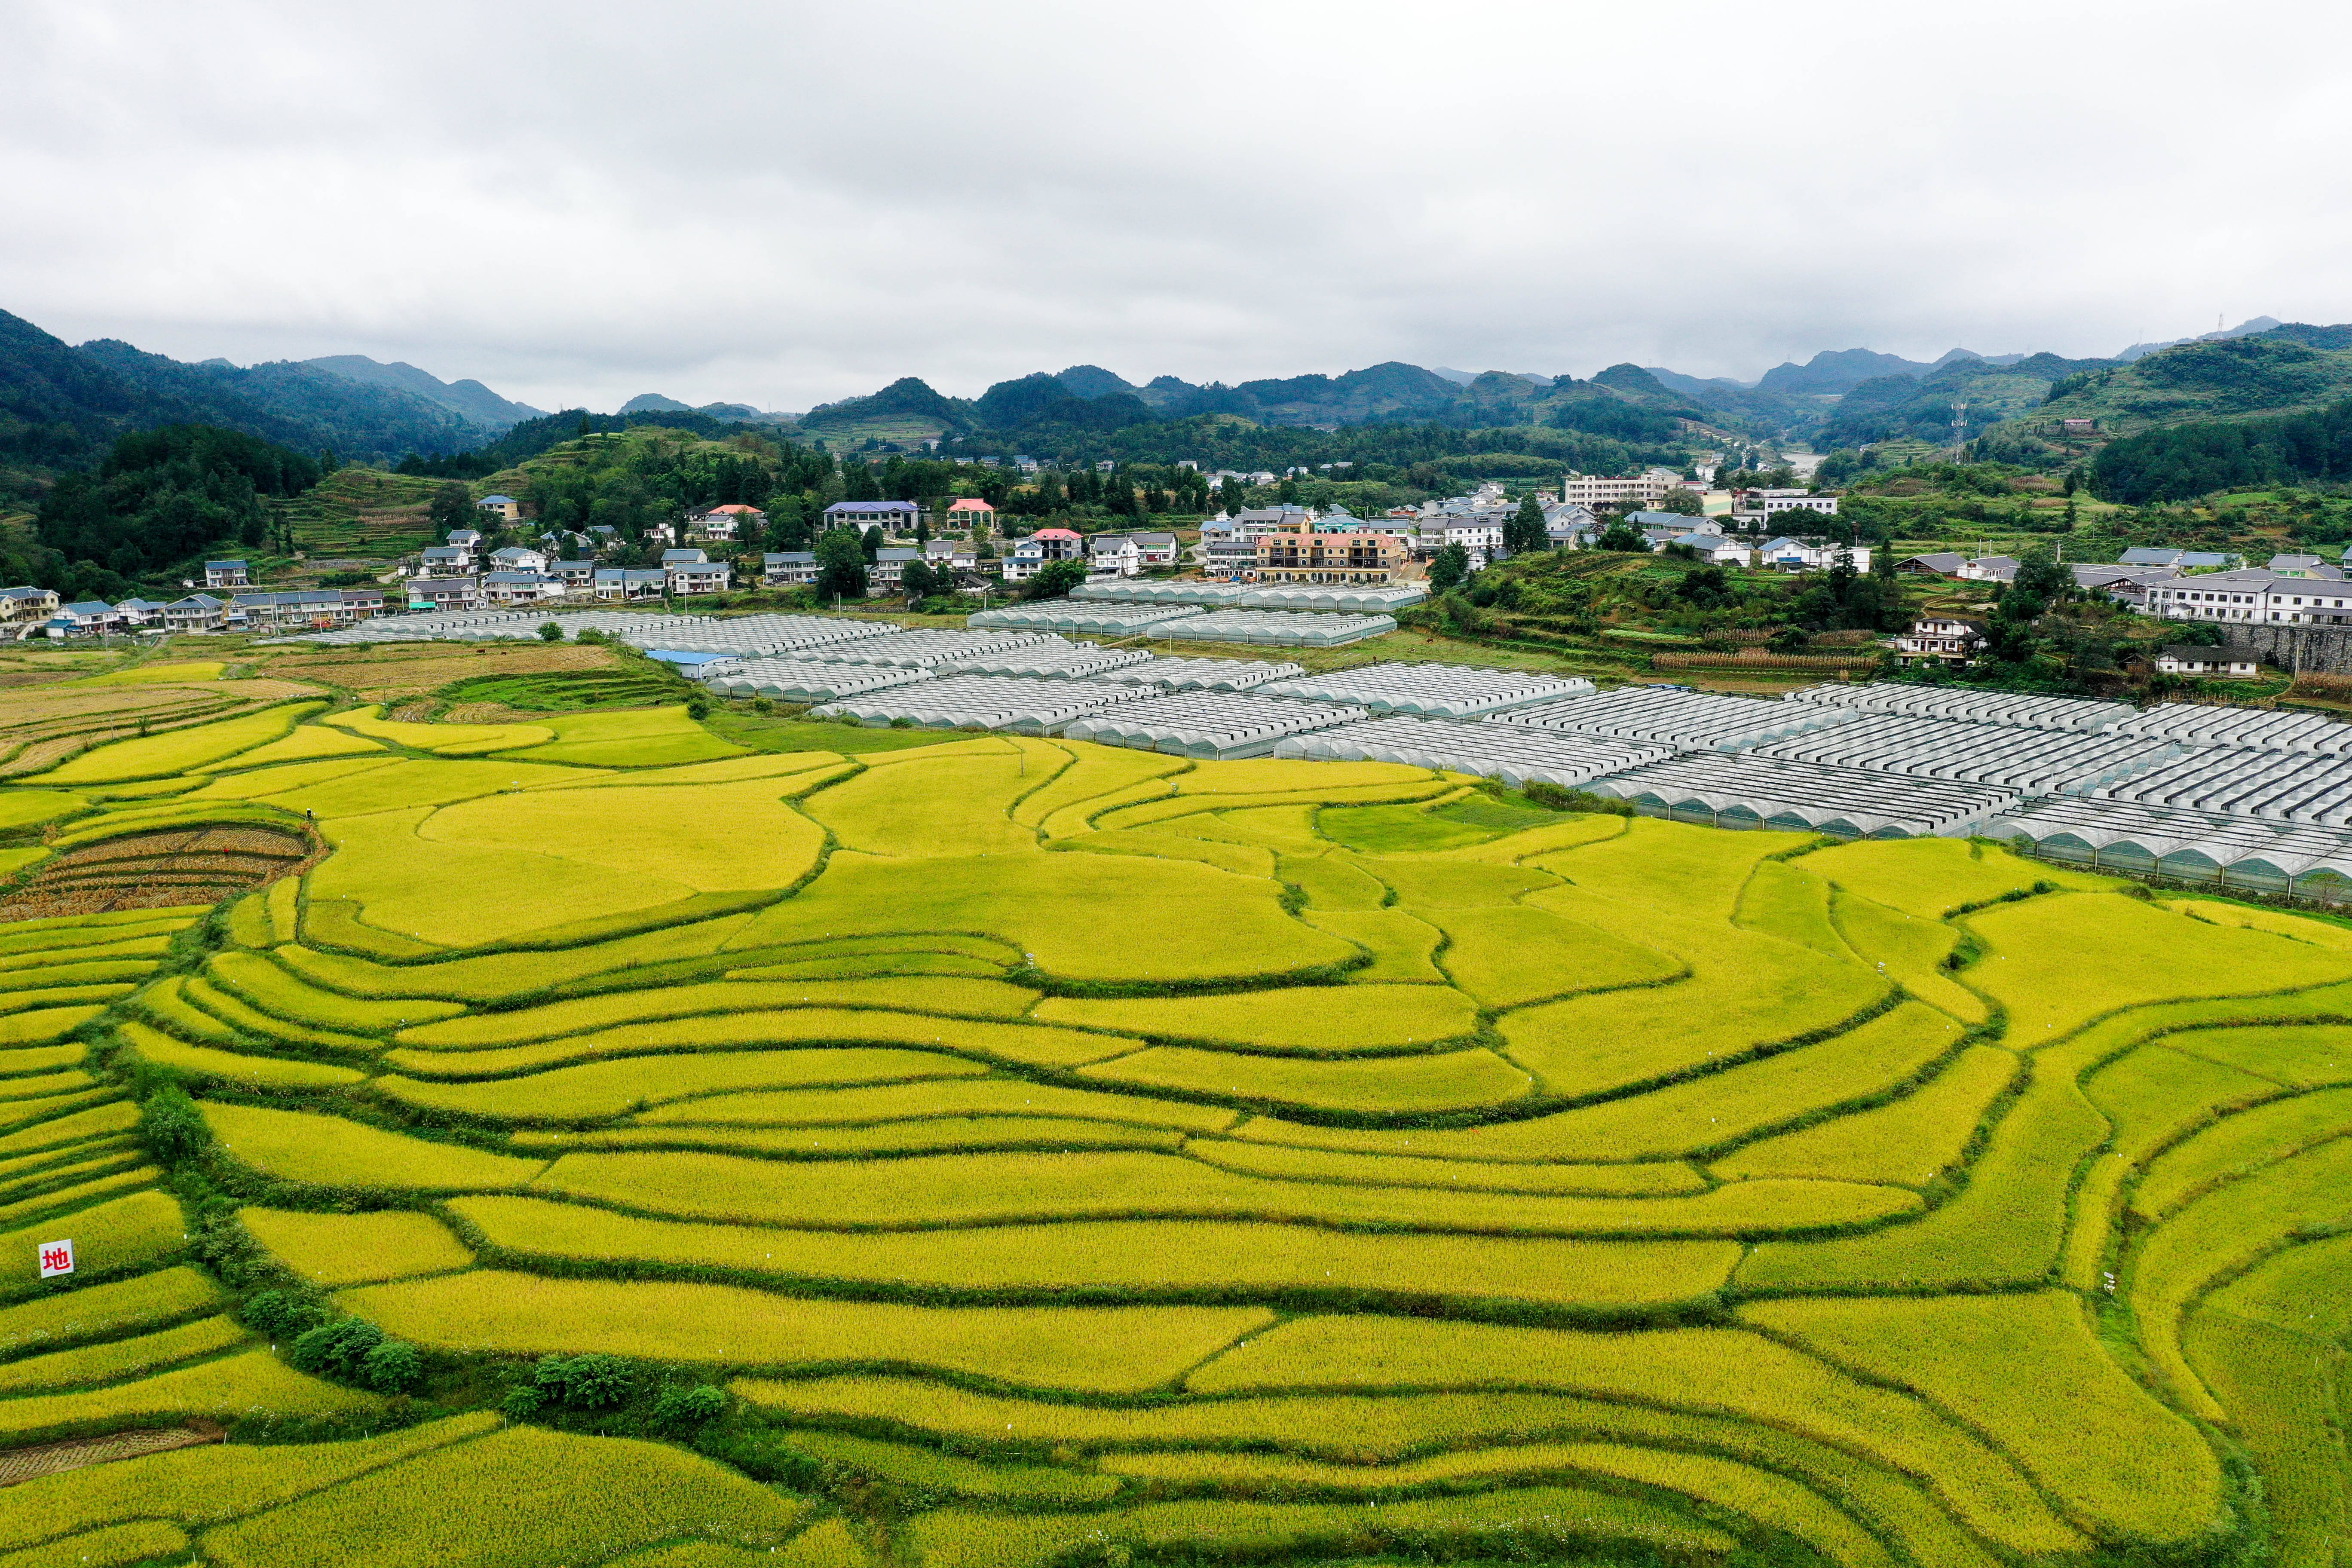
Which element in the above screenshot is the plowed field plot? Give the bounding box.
[0,695,2335,1566]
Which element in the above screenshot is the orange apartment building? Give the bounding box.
[1253,523,1409,584]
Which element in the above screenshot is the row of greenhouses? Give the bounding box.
[1500,686,1857,751]
[1092,657,1305,692]
[1060,692,1368,760]
[2084,744,2352,826]
[613,615,897,658]
[813,674,1146,734]
[701,658,933,703]
[1276,717,1672,788]
[1259,664,1594,719]
[1986,797,2352,894]
[1581,753,2023,839]
[1747,710,2178,795]
[1786,681,2133,733]
[1066,582,1427,613]
[967,602,1396,646]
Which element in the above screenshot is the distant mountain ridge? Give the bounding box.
[303,355,544,429]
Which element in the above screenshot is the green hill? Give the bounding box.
[2040,333,2352,436]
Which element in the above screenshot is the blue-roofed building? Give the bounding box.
[204,560,249,589]
[641,649,743,680]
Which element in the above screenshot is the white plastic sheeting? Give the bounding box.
[1235,584,1429,613]
[1786,682,2132,733]
[813,674,1145,734]
[1261,662,1593,718]
[268,609,714,646]
[932,644,1157,679]
[1497,687,1854,751]
[1277,716,1670,788]
[703,659,935,703]
[968,602,1210,635]
[2113,703,2352,755]
[795,628,1063,667]
[1091,657,1305,692]
[616,615,897,658]
[2087,745,2352,826]
[1153,609,1397,647]
[1985,797,2352,893]
[1583,753,2019,838]
[1069,582,1246,606]
[1748,711,2177,794]
[1060,692,1366,759]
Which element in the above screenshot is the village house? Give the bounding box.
[488,545,549,574]
[204,560,249,590]
[1001,527,1083,583]
[0,587,61,622]
[824,499,923,534]
[869,547,922,591]
[1087,535,1142,578]
[763,551,819,586]
[550,560,597,589]
[944,498,995,534]
[1893,615,1990,664]
[475,495,523,523]
[445,528,484,554]
[481,572,566,606]
[923,538,979,572]
[406,576,481,612]
[667,557,733,595]
[2156,644,2264,678]
[593,567,667,601]
[113,598,171,628]
[418,545,472,576]
[1256,521,1409,584]
[163,593,227,632]
[689,504,764,543]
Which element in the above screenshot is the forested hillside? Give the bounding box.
[2091,396,2352,502]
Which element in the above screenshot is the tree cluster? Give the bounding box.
[33,423,321,599]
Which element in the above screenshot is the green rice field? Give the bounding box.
[0,677,2342,1566]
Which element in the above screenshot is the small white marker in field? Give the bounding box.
[37,1239,73,1278]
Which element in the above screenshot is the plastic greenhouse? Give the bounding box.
[967,602,1210,635]
[798,628,1063,667]
[1068,582,1247,607]
[1277,716,1671,787]
[1497,687,1854,751]
[1261,663,1593,718]
[1749,712,2177,794]
[932,644,1158,679]
[1581,753,2020,838]
[813,674,1144,734]
[2087,745,2352,825]
[1151,609,1397,647]
[1986,797,2352,897]
[1091,657,1306,692]
[2113,703,2352,754]
[1059,692,1367,759]
[702,658,934,703]
[1785,683,2132,733]
[1234,585,1429,613]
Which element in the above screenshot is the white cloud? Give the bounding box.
[5,0,2350,413]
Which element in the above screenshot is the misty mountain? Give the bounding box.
[0,306,486,478]
[305,355,544,429]
[1053,364,1136,399]
[1755,348,1943,395]
[2115,315,2283,362]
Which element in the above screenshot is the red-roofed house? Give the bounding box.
[945,498,996,534]
[690,503,766,542]
[1002,527,1083,582]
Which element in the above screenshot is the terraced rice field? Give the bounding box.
[0,680,2343,1566]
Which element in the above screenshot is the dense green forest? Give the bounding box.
[28,425,321,600]
[2092,396,2352,502]
[395,408,777,479]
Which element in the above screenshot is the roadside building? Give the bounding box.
[1892,615,1990,664]
[2155,644,2263,677]
[204,560,249,589]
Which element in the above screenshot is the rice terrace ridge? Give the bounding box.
[0,640,2338,1568]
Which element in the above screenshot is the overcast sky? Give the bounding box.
[7,0,2351,414]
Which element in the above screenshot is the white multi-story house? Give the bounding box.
[763,551,819,585]
[1001,528,1083,583]
[481,572,566,606]
[1730,489,1840,529]
[1088,535,1142,577]
[870,548,922,590]
[1559,474,1679,510]
[488,546,549,574]
[2142,569,2352,626]
[1893,615,1989,664]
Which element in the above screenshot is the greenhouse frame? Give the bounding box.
[1785,682,2133,733]
[813,674,1145,734]
[1059,692,1368,760]
[1068,582,1246,606]
[2086,745,2352,826]
[1985,797,2352,897]
[1277,715,1671,788]
[1748,711,2178,795]
[793,628,1064,667]
[1149,609,1398,647]
[967,602,1211,635]
[1261,663,1594,719]
[1580,753,2021,838]
[702,658,934,704]
[1091,657,1306,692]
[1498,687,1856,751]
[932,644,1158,679]
[2113,702,2352,754]
[614,615,897,658]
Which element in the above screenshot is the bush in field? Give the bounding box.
[652,1382,730,1428]
[361,1339,423,1393]
[240,1289,325,1338]
[536,1352,633,1409]
[291,1316,383,1378]
[138,1082,209,1162]
[538,622,563,642]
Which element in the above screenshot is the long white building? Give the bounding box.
[2142,568,2352,626]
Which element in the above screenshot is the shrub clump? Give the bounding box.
[535,1352,632,1409]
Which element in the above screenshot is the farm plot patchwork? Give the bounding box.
[0,693,2341,1565]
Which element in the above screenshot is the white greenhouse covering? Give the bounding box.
[967,602,1210,635]
[1785,682,2132,733]
[1748,712,2177,795]
[2113,703,2352,754]
[1498,687,1855,751]
[1091,657,1306,692]
[613,616,895,658]
[1261,663,1593,718]
[1984,797,2352,894]
[796,628,1063,667]
[703,658,934,703]
[1277,716,1671,787]
[269,609,717,646]
[1234,584,1429,613]
[933,643,1157,679]
[1060,692,1366,760]
[2086,745,2352,826]
[1068,582,1246,606]
[1583,753,2020,838]
[1153,609,1397,647]
[813,674,1144,734]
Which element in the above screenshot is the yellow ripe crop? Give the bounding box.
[343,1271,1272,1394]
[0,1313,247,1395]
[374,1047,988,1121]
[452,1194,1737,1310]
[394,976,1038,1049]
[0,1347,376,1439]
[631,1076,1238,1131]
[1079,1044,1531,1114]
[2132,1086,2352,1221]
[200,1102,543,1191]
[119,1020,365,1090]
[239,1207,472,1287]
[203,1425,809,1568]
[1034,984,1476,1053]
[207,951,462,1033]
[0,1264,220,1358]
[42,701,326,783]
[1715,1044,2018,1185]
[384,1011,1131,1078]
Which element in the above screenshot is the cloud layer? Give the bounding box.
[6,0,2350,412]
